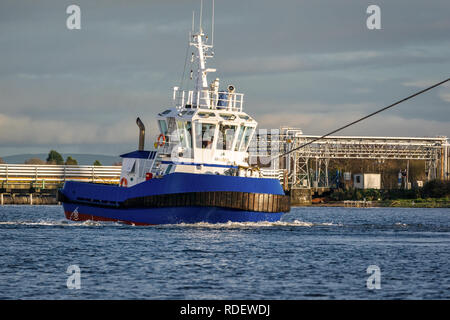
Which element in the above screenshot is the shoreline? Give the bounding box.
[305,199,450,208]
[1,201,449,208]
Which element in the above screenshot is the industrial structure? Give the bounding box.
[251,128,449,189]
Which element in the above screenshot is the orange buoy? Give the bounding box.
[157,134,166,147]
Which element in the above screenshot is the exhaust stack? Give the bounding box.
[136,117,145,151]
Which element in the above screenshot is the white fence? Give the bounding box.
[0,164,122,185]
[260,168,285,181]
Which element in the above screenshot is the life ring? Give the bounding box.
[120,177,128,187]
[157,134,166,147]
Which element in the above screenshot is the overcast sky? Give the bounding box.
[0,0,449,157]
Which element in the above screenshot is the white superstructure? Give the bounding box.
[120,5,259,187]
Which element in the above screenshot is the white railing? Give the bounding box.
[0,164,122,184]
[260,168,285,181]
[174,89,244,112]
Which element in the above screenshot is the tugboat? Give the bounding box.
[58,6,290,225]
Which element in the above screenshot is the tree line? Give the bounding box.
[0,150,103,166]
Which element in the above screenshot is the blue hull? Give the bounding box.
[60,172,288,225]
[63,203,283,225]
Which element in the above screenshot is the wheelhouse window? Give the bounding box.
[195,122,216,149]
[217,124,237,150]
[176,120,193,149]
[122,158,136,174]
[158,120,168,136]
[185,121,193,148]
[240,126,255,151]
[234,125,245,151]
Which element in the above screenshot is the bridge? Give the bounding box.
[251,128,450,191]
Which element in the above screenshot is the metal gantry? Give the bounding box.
[250,128,449,189]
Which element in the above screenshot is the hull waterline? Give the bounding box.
[63,203,284,225]
[59,173,289,225]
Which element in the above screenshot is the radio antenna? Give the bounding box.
[199,0,203,32]
[211,0,215,46]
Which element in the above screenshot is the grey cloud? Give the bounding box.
[216,44,450,77]
[0,0,449,156]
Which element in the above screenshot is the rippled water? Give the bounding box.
[0,205,449,299]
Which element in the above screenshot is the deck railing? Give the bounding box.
[173,89,244,112]
[260,168,285,181]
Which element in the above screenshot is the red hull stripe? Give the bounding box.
[64,211,154,226]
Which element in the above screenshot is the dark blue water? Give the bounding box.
[0,205,449,299]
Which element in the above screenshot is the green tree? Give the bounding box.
[65,156,78,165]
[93,160,102,166]
[0,157,5,164]
[46,150,64,165]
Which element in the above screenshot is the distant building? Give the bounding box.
[353,173,381,189]
[343,172,352,181]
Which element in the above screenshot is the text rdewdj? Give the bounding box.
[180,304,271,317]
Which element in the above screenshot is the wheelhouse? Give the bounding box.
[154,102,257,176]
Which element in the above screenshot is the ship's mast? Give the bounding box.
[190,0,216,108]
